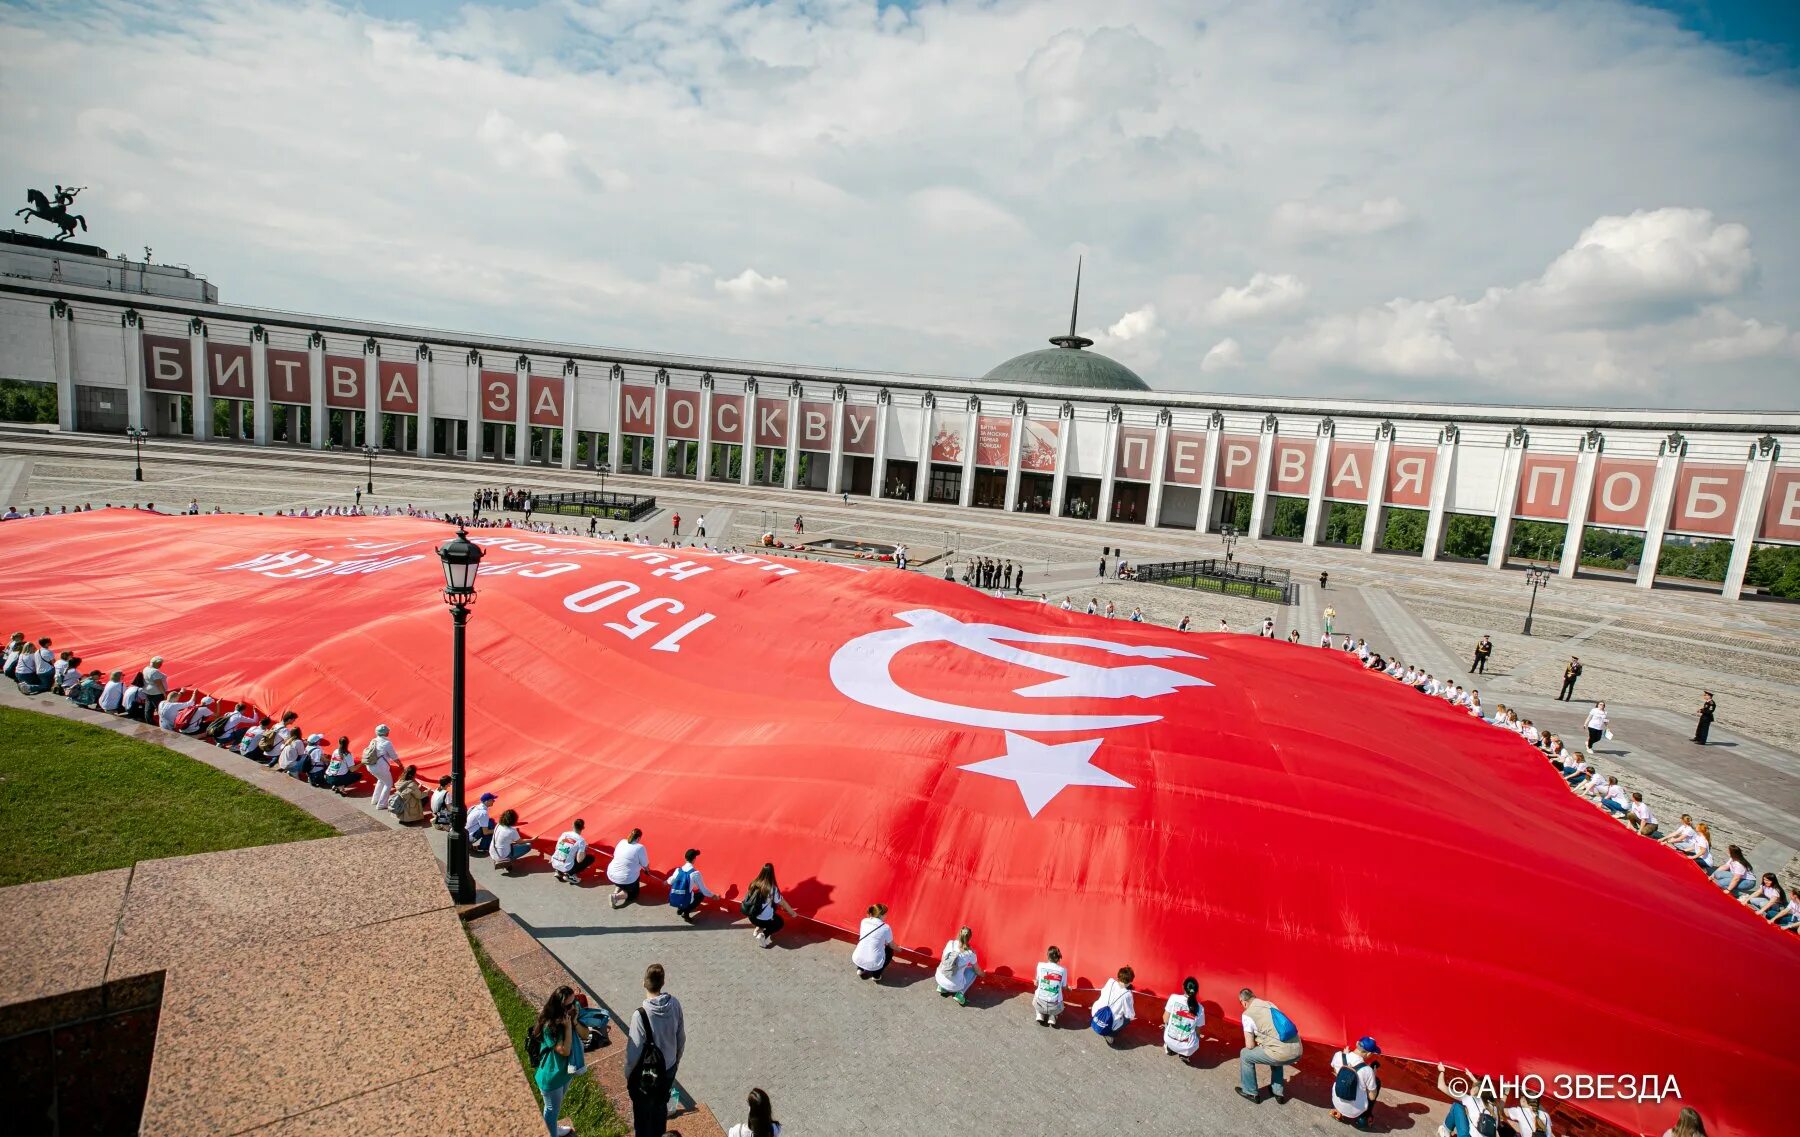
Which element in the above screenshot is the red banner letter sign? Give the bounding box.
[378,361,419,415]
[1588,458,1656,529]
[142,334,193,393]
[754,400,789,448]
[1326,442,1374,502]
[265,348,311,404]
[1385,446,1436,508]
[480,371,515,422]
[799,401,835,453]
[710,394,744,444]
[843,405,878,457]
[324,356,366,410]
[1163,430,1206,486]
[1269,441,1311,495]
[1514,454,1578,520]
[1215,435,1258,491]
[527,375,565,427]
[207,343,252,400]
[1761,469,1800,543]
[664,391,700,441]
[621,385,654,435]
[1114,426,1155,481]
[1670,462,1744,536]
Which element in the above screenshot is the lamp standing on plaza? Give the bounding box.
[126,425,147,482]
[1522,564,1551,636]
[1221,523,1241,563]
[362,445,378,494]
[437,525,485,904]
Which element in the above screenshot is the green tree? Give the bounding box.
[1381,508,1427,552]
[1323,503,1366,546]
[1269,498,1308,539]
[1443,514,1494,559]
[0,379,57,423]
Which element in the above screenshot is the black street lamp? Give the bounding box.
[362,445,378,494]
[436,525,485,904]
[1221,523,1240,563]
[126,425,148,482]
[1522,564,1552,636]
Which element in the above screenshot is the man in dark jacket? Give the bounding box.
[625,963,686,1137]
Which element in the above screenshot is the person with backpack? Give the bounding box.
[741,863,798,947]
[1032,945,1068,1026]
[322,737,361,793]
[1090,965,1136,1045]
[363,724,398,810]
[607,827,651,908]
[934,925,982,1005]
[850,902,894,980]
[526,986,583,1137]
[1235,987,1303,1103]
[1162,977,1203,1061]
[1505,1087,1555,1135]
[175,696,217,735]
[429,775,454,828]
[1436,1064,1502,1137]
[726,1087,780,1137]
[625,964,685,1137]
[1329,1036,1381,1129]
[550,819,593,884]
[667,849,716,920]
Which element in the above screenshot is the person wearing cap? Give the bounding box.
[1329,1036,1382,1128]
[295,733,328,783]
[666,848,715,919]
[467,792,498,853]
[141,656,169,721]
[363,725,398,811]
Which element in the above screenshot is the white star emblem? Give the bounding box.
[959,732,1134,817]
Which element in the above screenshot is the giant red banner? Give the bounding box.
[266,348,311,405]
[3,511,1793,1137]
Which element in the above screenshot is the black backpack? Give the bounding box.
[525,1024,546,1064]
[1333,1052,1362,1100]
[631,1008,666,1093]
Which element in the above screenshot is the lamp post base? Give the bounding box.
[134,467,143,482]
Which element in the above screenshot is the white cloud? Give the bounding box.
[1085,304,1166,369]
[1271,198,1410,244]
[1200,337,1244,372]
[1204,272,1309,323]
[3,0,1797,408]
[714,268,789,299]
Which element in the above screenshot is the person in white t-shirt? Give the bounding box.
[1330,1036,1382,1127]
[1626,793,1659,836]
[429,776,453,827]
[935,926,982,1005]
[364,724,399,810]
[466,792,497,852]
[97,670,125,713]
[1506,1088,1555,1135]
[1032,945,1068,1026]
[547,818,591,884]
[1584,702,1609,752]
[724,1088,780,1137]
[607,827,650,908]
[851,902,895,981]
[667,849,716,919]
[492,810,533,870]
[1162,977,1203,1061]
[1091,965,1136,1045]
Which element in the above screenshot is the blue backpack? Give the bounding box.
[1090,1005,1116,1035]
[667,865,695,909]
[1268,1005,1299,1043]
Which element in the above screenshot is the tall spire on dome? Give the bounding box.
[1048,255,1095,350]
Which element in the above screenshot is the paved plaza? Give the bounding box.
[8,423,1800,1134]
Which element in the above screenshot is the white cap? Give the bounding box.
[375,724,390,737]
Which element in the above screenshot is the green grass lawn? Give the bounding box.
[470,934,628,1137]
[0,705,336,887]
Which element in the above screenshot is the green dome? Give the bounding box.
[982,345,1151,392]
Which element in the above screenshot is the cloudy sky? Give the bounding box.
[3,0,1797,408]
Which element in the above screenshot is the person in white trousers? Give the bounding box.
[365,723,399,810]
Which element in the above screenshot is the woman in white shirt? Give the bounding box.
[1712,846,1755,895]
[743,862,799,947]
[725,1088,779,1137]
[1584,702,1609,751]
[1090,965,1136,1045]
[491,810,532,870]
[606,827,649,909]
[1161,976,1202,1061]
[1743,873,1788,920]
[851,903,895,981]
[1032,945,1068,1026]
[934,925,982,1006]
[1506,1089,1555,1135]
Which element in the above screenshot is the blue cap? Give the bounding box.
[480,792,497,802]
[1358,1036,1381,1054]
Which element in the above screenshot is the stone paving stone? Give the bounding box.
[0,868,130,1036]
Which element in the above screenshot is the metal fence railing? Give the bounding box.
[532,490,658,523]
[1136,559,1297,604]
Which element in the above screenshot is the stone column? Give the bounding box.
[1097,405,1121,522]
[1248,413,1276,537]
[959,396,978,509]
[1635,432,1686,589]
[1420,423,1459,562]
[364,338,383,450]
[1486,426,1526,569]
[1558,429,1603,578]
[189,317,212,441]
[1145,408,1171,527]
[872,389,891,500]
[1004,398,1026,512]
[740,378,757,487]
[1359,420,1393,554]
[1195,411,1222,532]
[121,310,148,431]
[513,356,531,466]
[696,373,714,482]
[1723,435,1779,601]
[48,301,76,431]
[915,394,935,504]
[1301,418,1333,546]
[464,349,483,463]
[650,369,669,477]
[1049,401,1072,517]
[561,359,579,470]
[828,385,848,496]
[783,381,801,491]
[249,326,271,446]
[416,346,434,458]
